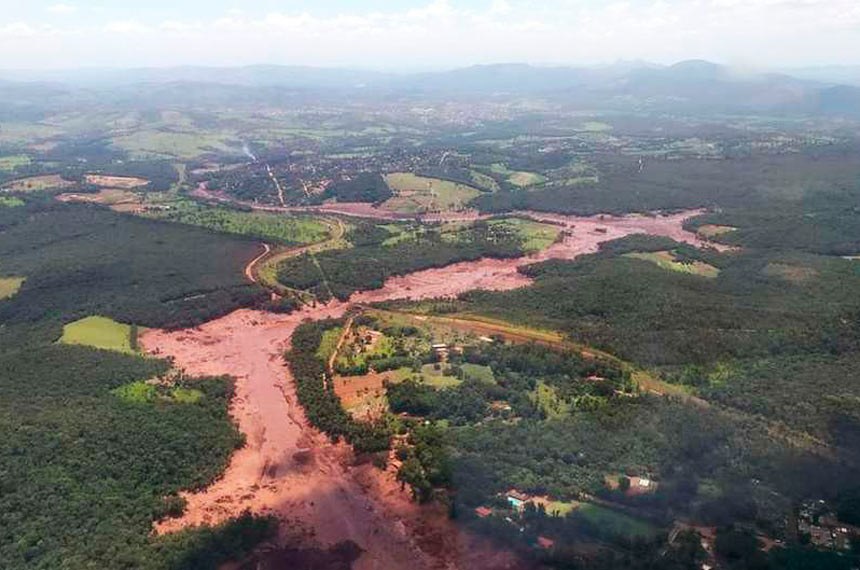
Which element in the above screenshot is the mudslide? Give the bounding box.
[141,209,715,569]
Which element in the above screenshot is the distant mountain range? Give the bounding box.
[1,60,859,116]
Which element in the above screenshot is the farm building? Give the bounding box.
[474,506,493,518]
[506,490,531,510]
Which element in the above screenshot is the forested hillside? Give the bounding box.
[0,197,274,569]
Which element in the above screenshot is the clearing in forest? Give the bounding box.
[84,174,150,189]
[60,316,138,354]
[142,199,332,245]
[487,217,560,252]
[57,189,141,209]
[383,172,481,213]
[1,174,74,192]
[625,250,720,278]
[0,276,25,300]
[696,224,737,239]
[487,163,546,187]
[0,196,24,207]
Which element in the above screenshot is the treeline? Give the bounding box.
[459,245,860,367]
[314,172,392,204]
[65,159,180,192]
[286,319,391,453]
[276,221,526,301]
[0,344,257,568]
[473,149,860,216]
[0,197,278,568]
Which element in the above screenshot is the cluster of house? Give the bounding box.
[797,499,858,550]
[473,489,556,550]
[430,342,464,362]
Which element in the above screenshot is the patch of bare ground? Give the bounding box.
[84,174,149,188]
[57,189,142,211]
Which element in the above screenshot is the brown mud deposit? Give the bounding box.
[142,208,713,569]
[142,305,528,570]
[351,209,719,304]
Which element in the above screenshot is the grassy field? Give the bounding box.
[0,197,24,207]
[59,316,137,354]
[488,163,546,188]
[111,130,236,159]
[696,224,737,238]
[0,276,25,300]
[531,382,571,418]
[383,172,481,213]
[489,217,560,252]
[142,200,331,245]
[470,170,500,191]
[420,363,462,388]
[1,174,74,192]
[0,155,30,172]
[316,326,344,362]
[461,363,495,383]
[113,381,204,404]
[508,171,547,187]
[572,502,657,539]
[625,250,720,278]
[577,121,613,132]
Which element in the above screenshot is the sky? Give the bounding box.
[1,0,858,70]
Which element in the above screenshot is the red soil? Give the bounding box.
[141,207,713,569]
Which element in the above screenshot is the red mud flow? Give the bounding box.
[352,209,718,304]
[141,209,712,569]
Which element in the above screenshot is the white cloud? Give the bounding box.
[103,20,150,34]
[1,1,859,69]
[47,3,77,14]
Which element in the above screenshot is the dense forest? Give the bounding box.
[473,147,860,218]
[0,196,275,569]
[0,198,266,340]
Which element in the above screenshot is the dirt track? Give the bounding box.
[141,208,713,569]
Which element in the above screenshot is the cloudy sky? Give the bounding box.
[1,0,857,70]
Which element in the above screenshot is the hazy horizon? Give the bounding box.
[2,0,859,71]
